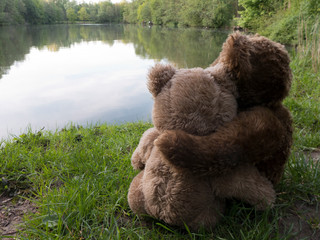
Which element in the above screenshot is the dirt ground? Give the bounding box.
[279,199,320,240]
[0,196,37,240]
[1,151,319,239]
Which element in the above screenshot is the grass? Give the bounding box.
[284,17,320,151]
[0,127,319,239]
[1,33,320,240]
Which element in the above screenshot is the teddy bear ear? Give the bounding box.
[219,32,253,79]
[147,64,176,97]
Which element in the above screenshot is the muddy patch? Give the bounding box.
[304,150,320,161]
[279,198,320,240]
[0,196,37,239]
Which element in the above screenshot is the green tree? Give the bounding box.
[202,0,235,28]
[238,0,280,29]
[97,1,123,23]
[43,1,59,23]
[137,1,151,23]
[23,0,44,24]
[162,0,181,26]
[123,1,139,23]
[0,0,26,25]
[66,7,77,22]
[150,0,164,25]
[87,3,99,22]
[78,6,89,21]
[179,0,202,27]
[97,1,114,23]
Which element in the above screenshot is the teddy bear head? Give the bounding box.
[147,64,237,136]
[211,32,292,109]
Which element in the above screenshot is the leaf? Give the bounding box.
[42,214,59,228]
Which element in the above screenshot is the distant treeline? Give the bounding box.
[1,0,320,44]
[123,0,237,28]
[0,0,124,25]
[1,0,237,28]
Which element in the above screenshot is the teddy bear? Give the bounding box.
[155,32,293,186]
[127,63,276,231]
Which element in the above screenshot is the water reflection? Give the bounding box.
[0,24,229,139]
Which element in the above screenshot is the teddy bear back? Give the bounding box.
[216,32,292,109]
[147,64,237,136]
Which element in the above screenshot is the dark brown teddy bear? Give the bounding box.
[127,63,276,231]
[156,32,293,185]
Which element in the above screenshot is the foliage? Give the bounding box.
[66,7,76,23]
[123,0,237,28]
[238,0,320,44]
[237,0,282,29]
[137,1,151,23]
[1,0,320,34]
[77,7,89,21]
[0,0,125,25]
[97,1,123,23]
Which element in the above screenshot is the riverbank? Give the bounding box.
[0,125,319,239]
[1,52,320,238]
[1,3,319,240]
[0,30,319,240]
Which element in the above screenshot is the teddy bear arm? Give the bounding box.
[255,104,293,184]
[213,164,276,210]
[156,107,286,176]
[131,127,160,170]
[155,129,241,176]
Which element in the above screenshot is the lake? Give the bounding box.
[0,24,229,140]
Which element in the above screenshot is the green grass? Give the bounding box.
[1,51,320,240]
[0,97,319,239]
[285,38,320,151]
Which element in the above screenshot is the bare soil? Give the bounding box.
[279,199,320,239]
[0,196,37,239]
[304,150,320,162]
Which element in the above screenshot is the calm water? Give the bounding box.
[0,24,229,139]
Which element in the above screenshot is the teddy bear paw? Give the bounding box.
[131,151,145,170]
[155,130,191,168]
[254,191,276,210]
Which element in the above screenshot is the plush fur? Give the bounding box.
[156,32,293,185]
[127,63,275,231]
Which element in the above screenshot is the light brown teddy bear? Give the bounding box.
[127,63,275,231]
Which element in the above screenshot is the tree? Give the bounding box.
[66,7,77,22]
[23,0,44,24]
[97,1,123,23]
[137,1,151,23]
[162,0,181,26]
[238,0,278,29]
[87,3,99,22]
[78,6,89,21]
[97,1,114,23]
[123,0,139,23]
[0,0,26,25]
[179,0,202,27]
[202,0,235,28]
[150,0,164,25]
